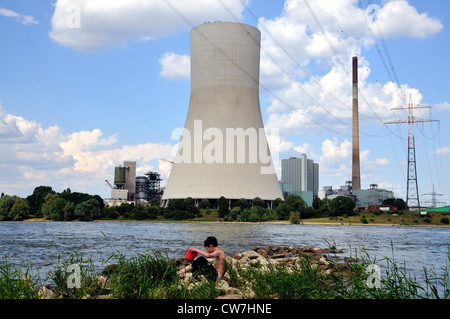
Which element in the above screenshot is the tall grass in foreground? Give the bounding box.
[0,247,448,299]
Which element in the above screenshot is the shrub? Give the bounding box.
[440,217,449,224]
[48,197,68,221]
[289,211,300,224]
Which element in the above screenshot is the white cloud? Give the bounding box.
[435,102,450,113]
[49,0,248,52]
[375,0,443,39]
[0,105,173,197]
[434,147,450,156]
[159,52,190,80]
[0,8,39,25]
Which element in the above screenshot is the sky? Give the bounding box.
[0,0,449,207]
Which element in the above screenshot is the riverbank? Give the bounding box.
[23,216,450,228]
[6,244,449,300]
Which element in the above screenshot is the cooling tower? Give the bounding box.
[162,22,282,206]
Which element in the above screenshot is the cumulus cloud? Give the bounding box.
[0,105,173,197]
[435,102,450,113]
[49,0,248,52]
[0,8,39,25]
[159,52,190,80]
[434,147,450,156]
[258,0,440,138]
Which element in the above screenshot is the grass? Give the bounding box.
[0,244,449,299]
[304,211,450,227]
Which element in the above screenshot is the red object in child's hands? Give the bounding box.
[185,249,198,261]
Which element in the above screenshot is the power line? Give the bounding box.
[162,0,349,136]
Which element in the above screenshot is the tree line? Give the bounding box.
[0,186,104,221]
[1,185,407,222]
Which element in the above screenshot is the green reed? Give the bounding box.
[0,245,448,299]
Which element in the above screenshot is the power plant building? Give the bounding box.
[280,155,319,206]
[162,22,283,207]
[106,161,162,206]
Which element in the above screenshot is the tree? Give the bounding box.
[26,186,54,217]
[74,198,101,221]
[149,197,161,207]
[275,203,293,220]
[48,197,68,221]
[272,198,283,209]
[232,198,249,209]
[382,198,407,211]
[252,197,267,208]
[9,197,29,221]
[41,193,60,219]
[200,199,211,209]
[63,201,76,221]
[0,195,17,220]
[168,199,187,211]
[218,196,229,218]
[329,196,356,216]
[289,211,300,224]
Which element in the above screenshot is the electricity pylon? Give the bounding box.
[384,93,438,209]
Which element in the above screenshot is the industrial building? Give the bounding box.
[105,161,162,207]
[162,22,283,208]
[318,182,394,208]
[280,155,319,206]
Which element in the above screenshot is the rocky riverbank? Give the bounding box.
[31,244,356,299]
[175,245,353,299]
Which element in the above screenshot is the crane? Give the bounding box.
[105,180,114,189]
[161,158,174,164]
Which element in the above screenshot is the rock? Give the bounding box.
[319,257,330,266]
[241,250,260,260]
[38,285,55,299]
[344,257,358,263]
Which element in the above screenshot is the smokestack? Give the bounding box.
[352,56,361,190]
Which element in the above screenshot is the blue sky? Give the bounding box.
[0,0,449,207]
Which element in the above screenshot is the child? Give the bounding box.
[178,236,226,282]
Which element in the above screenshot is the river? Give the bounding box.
[0,221,449,282]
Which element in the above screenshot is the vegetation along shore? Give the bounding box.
[1,186,449,227]
[1,244,449,299]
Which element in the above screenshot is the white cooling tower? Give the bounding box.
[162,22,282,206]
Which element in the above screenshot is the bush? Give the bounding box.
[63,201,76,220]
[240,209,251,222]
[289,211,300,224]
[0,195,29,221]
[48,197,68,221]
[75,198,101,221]
[440,217,449,224]
[248,212,260,222]
[103,207,120,219]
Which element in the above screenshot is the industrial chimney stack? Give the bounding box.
[352,56,361,190]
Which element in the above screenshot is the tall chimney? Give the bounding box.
[352,56,361,190]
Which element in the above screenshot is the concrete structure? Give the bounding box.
[318,182,394,208]
[280,155,319,206]
[162,22,282,207]
[353,184,394,208]
[281,155,319,195]
[352,56,361,190]
[124,161,136,200]
[105,161,136,206]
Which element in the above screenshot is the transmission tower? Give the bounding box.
[384,93,438,209]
